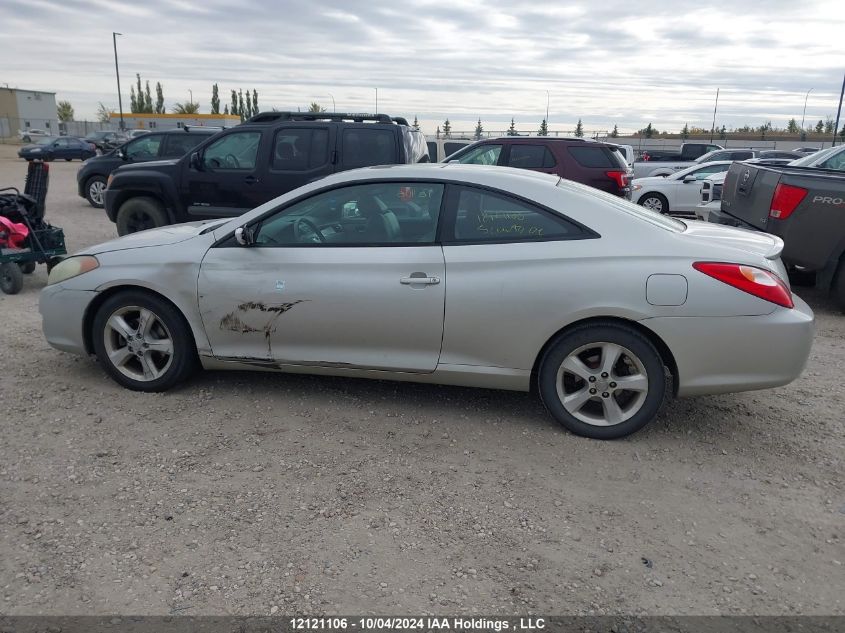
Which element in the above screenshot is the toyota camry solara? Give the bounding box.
[40,164,814,439]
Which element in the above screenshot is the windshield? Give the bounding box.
[85,131,108,140]
[789,145,843,167]
[558,180,686,233]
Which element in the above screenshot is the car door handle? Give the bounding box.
[400,275,440,285]
[244,175,260,184]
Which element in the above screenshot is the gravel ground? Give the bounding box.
[0,144,842,616]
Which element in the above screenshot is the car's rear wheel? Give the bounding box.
[116,197,168,235]
[639,193,668,214]
[85,175,107,208]
[538,323,666,439]
[92,291,197,392]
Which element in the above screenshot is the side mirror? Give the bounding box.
[234,226,254,246]
[117,148,127,160]
[189,151,203,170]
[682,176,697,183]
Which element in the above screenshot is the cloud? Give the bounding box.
[0,0,841,134]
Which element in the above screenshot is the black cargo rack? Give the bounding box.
[182,125,227,132]
[247,112,410,126]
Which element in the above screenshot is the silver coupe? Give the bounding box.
[40,164,814,439]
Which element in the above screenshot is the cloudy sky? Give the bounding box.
[1,0,843,135]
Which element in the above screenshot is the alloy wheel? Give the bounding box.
[642,196,664,212]
[88,180,106,206]
[102,305,174,381]
[555,342,649,426]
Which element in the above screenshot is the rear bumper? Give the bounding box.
[642,295,814,397]
[706,208,744,227]
[39,286,96,355]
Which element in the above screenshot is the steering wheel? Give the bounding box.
[294,218,326,243]
[224,153,240,168]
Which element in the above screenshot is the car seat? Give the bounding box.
[357,197,401,242]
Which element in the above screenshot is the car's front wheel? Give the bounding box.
[116,197,168,235]
[538,323,667,439]
[639,193,668,214]
[92,291,197,392]
[85,175,108,208]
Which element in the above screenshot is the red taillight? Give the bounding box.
[606,170,630,189]
[693,262,793,308]
[769,183,807,220]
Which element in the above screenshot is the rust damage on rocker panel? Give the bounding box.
[218,300,308,354]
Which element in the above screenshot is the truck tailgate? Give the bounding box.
[720,162,780,230]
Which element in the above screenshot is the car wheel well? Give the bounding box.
[114,192,173,223]
[530,316,679,396]
[83,285,197,356]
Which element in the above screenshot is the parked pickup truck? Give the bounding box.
[633,142,724,178]
[714,160,845,310]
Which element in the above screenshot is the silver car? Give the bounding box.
[39,164,814,439]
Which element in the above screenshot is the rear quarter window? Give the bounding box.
[567,146,617,168]
[342,128,397,168]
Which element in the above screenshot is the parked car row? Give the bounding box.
[18,136,96,162]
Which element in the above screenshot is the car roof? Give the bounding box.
[316,162,562,188]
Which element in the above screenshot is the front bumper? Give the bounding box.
[39,286,97,355]
[642,295,814,397]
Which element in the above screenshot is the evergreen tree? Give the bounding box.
[136,74,143,111]
[224,104,229,115]
[507,118,517,136]
[129,86,138,113]
[815,119,824,134]
[474,118,483,140]
[308,102,326,113]
[681,123,690,139]
[787,118,799,134]
[252,89,258,115]
[644,122,654,138]
[538,119,548,136]
[824,116,834,134]
[412,116,420,131]
[575,119,584,137]
[610,124,618,138]
[211,84,220,115]
[238,89,246,121]
[231,90,239,117]
[155,82,165,114]
[443,119,451,137]
[144,81,153,113]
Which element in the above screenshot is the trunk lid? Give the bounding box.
[682,221,784,260]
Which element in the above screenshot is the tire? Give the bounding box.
[91,290,198,392]
[20,261,36,274]
[65,158,72,162]
[116,197,168,236]
[639,193,669,214]
[0,263,24,295]
[85,175,108,208]
[833,260,845,313]
[538,322,667,439]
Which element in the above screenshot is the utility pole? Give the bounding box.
[375,88,378,114]
[112,32,124,131]
[709,88,719,142]
[546,90,550,127]
[833,74,845,147]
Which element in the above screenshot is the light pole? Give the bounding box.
[112,32,124,131]
[327,93,335,112]
[801,88,813,134]
[375,88,378,114]
[545,90,550,126]
[188,89,193,105]
[709,88,719,142]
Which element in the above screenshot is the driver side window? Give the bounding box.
[203,131,261,170]
[254,182,444,247]
[126,135,162,160]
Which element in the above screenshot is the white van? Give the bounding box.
[425,137,474,162]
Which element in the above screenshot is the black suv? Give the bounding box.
[78,127,220,208]
[83,130,127,152]
[104,112,429,235]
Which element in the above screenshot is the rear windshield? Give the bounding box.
[568,146,624,169]
[558,180,686,232]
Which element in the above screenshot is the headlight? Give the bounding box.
[47,255,99,285]
[632,184,642,191]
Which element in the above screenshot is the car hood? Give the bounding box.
[116,158,180,172]
[84,220,226,255]
[682,221,783,260]
[633,175,672,186]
